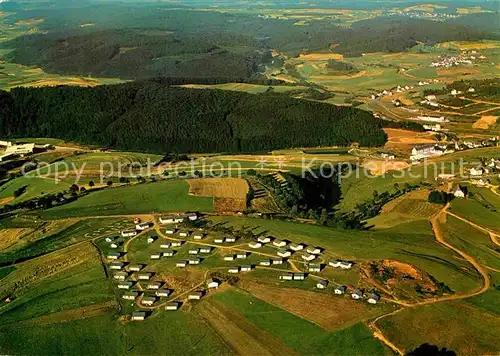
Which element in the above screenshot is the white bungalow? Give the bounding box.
[279,274,293,281]
[277,249,292,258]
[316,280,328,289]
[249,241,262,249]
[160,243,171,249]
[470,167,484,176]
[188,258,201,265]
[114,272,128,281]
[214,237,224,244]
[368,294,381,304]
[228,267,240,274]
[173,217,184,223]
[207,279,220,289]
[240,265,252,272]
[163,251,175,257]
[110,243,119,249]
[128,265,142,272]
[150,252,162,260]
[188,249,200,255]
[105,237,113,243]
[302,254,316,261]
[188,292,203,300]
[141,297,156,306]
[339,262,353,269]
[272,240,287,247]
[131,311,147,321]
[156,289,172,297]
[259,259,272,266]
[118,282,133,289]
[165,302,179,310]
[136,222,151,231]
[186,213,198,221]
[159,216,175,224]
[236,253,248,259]
[147,237,155,244]
[290,243,305,251]
[137,273,152,280]
[165,229,176,235]
[107,252,121,260]
[224,255,236,261]
[179,231,190,237]
[257,236,271,244]
[199,247,212,253]
[334,286,346,295]
[110,262,124,270]
[147,282,162,290]
[225,236,237,243]
[306,246,322,255]
[121,230,137,238]
[351,290,363,299]
[308,264,321,272]
[171,241,183,247]
[193,233,205,240]
[272,258,284,265]
[454,187,466,198]
[293,273,306,281]
[176,261,188,268]
[123,292,139,300]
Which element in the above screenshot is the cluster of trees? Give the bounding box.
[327,59,356,72]
[428,190,454,205]
[425,78,500,100]
[0,81,388,153]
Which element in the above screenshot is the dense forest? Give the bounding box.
[0,81,388,153]
[2,5,497,79]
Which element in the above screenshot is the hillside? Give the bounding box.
[0,82,388,153]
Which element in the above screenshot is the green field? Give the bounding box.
[0,176,71,205]
[214,289,389,355]
[450,188,500,232]
[39,180,214,219]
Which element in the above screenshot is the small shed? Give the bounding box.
[188,258,201,265]
[273,240,287,247]
[118,281,134,289]
[193,233,205,240]
[165,302,180,310]
[110,262,124,270]
[188,292,203,300]
[147,282,162,290]
[259,259,272,266]
[128,264,142,272]
[131,311,147,321]
[110,243,119,249]
[147,236,156,244]
[160,243,171,249]
[316,280,328,289]
[228,267,240,274]
[176,261,188,268]
[150,252,162,260]
[156,289,172,297]
[293,273,306,281]
[207,278,220,289]
[248,241,262,249]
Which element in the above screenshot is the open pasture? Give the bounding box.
[0,176,71,206]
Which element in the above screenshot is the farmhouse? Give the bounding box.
[128,264,143,272]
[5,143,35,156]
[179,231,190,237]
[290,243,305,251]
[308,264,322,272]
[470,167,484,176]
[225,236,237,243]
[147,236,156,244]
[176,261,188,268]
[207,278,220,289]
[121,230,137,238]
[150,252,162,260]
[257,236,271,244]
[113,272,128,281]
[156,289,172,297]
[248,241,262,249]
[165,302,180,311]
[131,311,147,321]
[107,252,121,260]
[454,186,468,198]
[110,262,124,270]
[118,282,134,289]
[165,229,176,235]
[163,251,175,257]
[199,247,212,253]
[171,241,183,247]
[272,258,284,265]
[351,290,363,299]
[193,233,205,240]
[136,222,151,231]
[316,280,328,289]
[306,246,322,255]
[302,254,316,261]
[160,243,171,249]
[279,274,294,281]
[188,292,203,300]
[240,265,252,272]
[224,255,236,261]
[368,294,381,304]
[334,286,347,295]
[411,145,444,160]
[147,282,162,290]
[123,292,139,300]
[423,124,441,132]
[293,273,306,281]
[228,267,240,274]
[214,237,224,244]
[272,240,287,247]
[188,248,200,255]
[277,249,292,258]
[260,259,272,266]
[188,258,201,265]
[137,273,152,280]
[141,297,157,306]
[236,253,248,259]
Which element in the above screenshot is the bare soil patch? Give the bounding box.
[472,116,497,129]
[0,228,33,250]
[363,160,409,175]
[188,178,249,212]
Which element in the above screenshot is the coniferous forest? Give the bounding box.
[0,81,388,153]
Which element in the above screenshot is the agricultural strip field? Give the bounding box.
[213,289,389,355]
[39,180,214,219]
[449,187,500,232]
[208,216,482,295]
[188,178,249,212]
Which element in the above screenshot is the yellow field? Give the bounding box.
[472,116,498,129]
[0,228,33,250]
[384,128,437,151]
[381,190,441,219]
[298,52,344,61]
[457,7,490,14]
[403,4,447,12]
[15,18,44,26]
[363,160,409,176]
[188,177,249,212]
